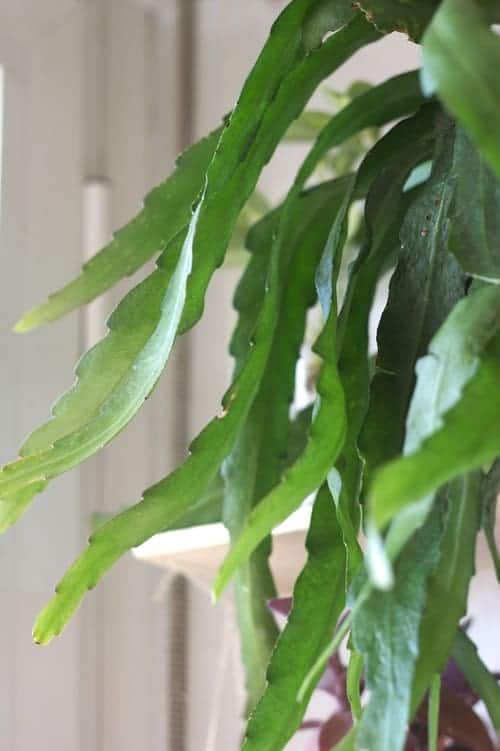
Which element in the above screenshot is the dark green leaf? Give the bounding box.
[360,125,465,487]
[448,126,500,281]
[352,505,443,751]
[356,0,438,41]
[16,130,221,332]
[335,107,437,581]
[422,0,500,178]
[240,486,347,751]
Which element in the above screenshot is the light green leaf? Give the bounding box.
[448,126,500,281]
[423,0,500,178]
[0,231,192,529]
[411,473,482,710]
[357,0,438,41]
[240,486,347,751]
[352,505,443,751]
[16,130,221,332]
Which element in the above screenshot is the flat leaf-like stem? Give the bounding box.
[32,60,423,643]
[16,130,221,331]
[353,506,443,751]
[239,486,347,751]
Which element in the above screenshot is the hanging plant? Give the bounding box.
[2,1,500,749]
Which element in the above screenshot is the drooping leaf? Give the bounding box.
[178,10,379,334]
[422,0,500,178]
[355,0,438,41]
[214,72,428,601]
[240,486,347,751]
[451,628,500,731]
[16,130,221,332]
[1,5,377,530]
[0,230,192,530]
[91,472,224,533]
[334,107,437,581]
[352,505,443,751]
[214,307,347,599]
[482,460,500,582]
[411,473,482,710]
[360,124,465,488]
[224,179,349,709]
[32,55,423,644]
[448,127,500,281]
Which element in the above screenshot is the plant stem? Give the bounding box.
[452,628,500,730]
[428,674,441,751]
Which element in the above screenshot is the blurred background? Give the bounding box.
[1,2,495,751]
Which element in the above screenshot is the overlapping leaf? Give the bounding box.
[0,4,376,531]
[423,0,500,178]
[360,125,465,489]
[380,283,500,560]
[224,179,350,708]
[240,486,347,751]
[411,474,482,710]
[16,130,221,332]
[33,60,424,643]
[352,505,443,751]
[333,107,437,580]
[214,72,426,599]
